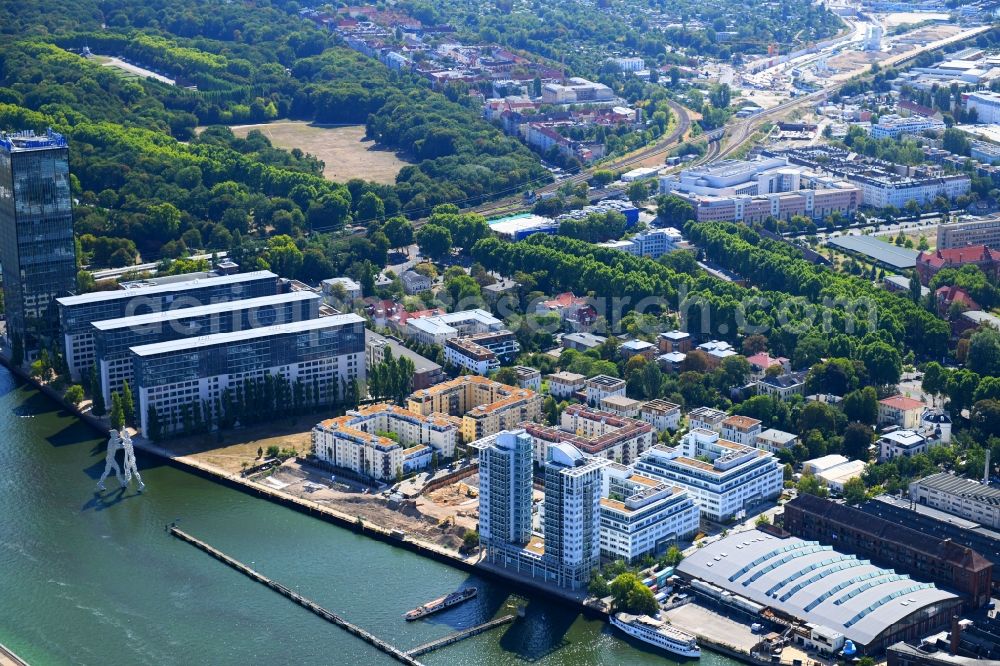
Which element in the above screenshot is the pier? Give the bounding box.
[168,526,424,666]
[0,642,30,666]
[406,614,517,657]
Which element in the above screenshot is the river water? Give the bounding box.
[0,366,741,665]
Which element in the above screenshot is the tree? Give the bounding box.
[797,473,829,498]
[64,385,85,407]
[382,216,414,252]
[709,83,731,109]
[91,370,107,416]
[842,422,874,461]
[121,380,135,427]
[609,573,658,615]
[110,393,125,431]
[663,545,684,566]
[461,529,480,551]
[843,387,879,425]
[416,224,452,262]
[742,334,768,356]
[147,405,163,442]
[909,272,922,303]
[843,477,867,504]
[627,180,650,204]
[968,327,1000,376]
[656,195,695,226]
[356,191,385,224]
[589,572,611,598]
[861,341,902,386]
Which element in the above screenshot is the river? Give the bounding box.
[0,365,741,665]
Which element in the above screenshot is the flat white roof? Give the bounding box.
[57,271,277,307]
[130,314,364,357]
[91,292,319,331]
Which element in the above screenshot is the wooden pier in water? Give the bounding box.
[168,525,424,666]
[406,614,517,657]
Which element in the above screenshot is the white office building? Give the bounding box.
[56,270,279,381]
[600,464,701,562]
[869,114,945,140]
[910,472,1000,529]
[633,429,783,522]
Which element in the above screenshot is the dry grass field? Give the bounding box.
[228,121,411,185]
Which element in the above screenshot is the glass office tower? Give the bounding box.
[0,130,77,348]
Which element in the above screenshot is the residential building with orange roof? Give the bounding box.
[633,428,783,521]
[878,394,927,430]
[745,352,790,380]
[521,404,654,466]
[720,414,763,447]
[600,463,700,562]
[406,375,541,442]
[312,403,458,481]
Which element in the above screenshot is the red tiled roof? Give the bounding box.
[878,394,925,411]
[918,245,997,269]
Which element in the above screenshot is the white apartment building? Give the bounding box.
[633,429,783,522]
[513,366,542,391]
[687,406,728,432]
[611,56,646,72]
[720,415,763,447]
[852,172,970,209]
[639,399,681,433]
[599,464,700,562]
[445,336,499,375]
[406,308,504,345]
[473,429,535,554]
[312,404,457,481]
[541,77,614,105]
[546,371,585,399]
[878,429,929,462]
[600,395,643,418]
[542,443,608,589]
[910,472,1000,529]
[597,228,682,259]
[585,374,626,406]
[755,428,799,454]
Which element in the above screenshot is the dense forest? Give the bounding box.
[0,0,549,269]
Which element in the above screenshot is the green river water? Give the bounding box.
[0,365,742,666]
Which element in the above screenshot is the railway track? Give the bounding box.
[459,98,692,219]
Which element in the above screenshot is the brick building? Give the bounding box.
[783,494,992,609]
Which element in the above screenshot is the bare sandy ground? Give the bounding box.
[227,121,411,185]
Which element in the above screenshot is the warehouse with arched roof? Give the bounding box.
[677,530,963,654]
